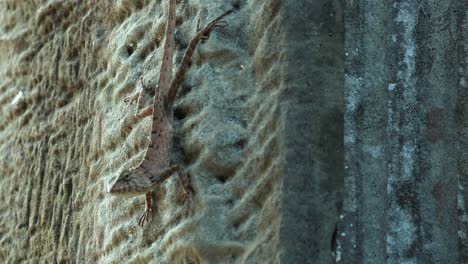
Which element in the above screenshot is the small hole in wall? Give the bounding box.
[173,106,188,120]
[232,2,241,10]
[134,0,143,10]
[138,45,153,61]
[226,199,234,208]
[215,174,231,183]
[179,84,193,97]
[234,139,246,149]
[233,221,240,230]
[148,41,157,54]
[175,15,183,27]
[126,43,135,56]
[183,144,200,164]
[238,95,248,102]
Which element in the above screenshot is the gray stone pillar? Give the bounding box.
[340,1,464,263]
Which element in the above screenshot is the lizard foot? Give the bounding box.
[174,169,194,215]
[124,93,140,105]
[212,21,228,28]
[181,186,193,203]
[181,189,194,216]
[138,192,154,227]
[200,22,228,40]
[138,206,152,227]
[177,169,194,202]
[124,76,145,105]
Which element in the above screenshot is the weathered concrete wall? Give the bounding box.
[0,0,344,263]
[339,1,466,263]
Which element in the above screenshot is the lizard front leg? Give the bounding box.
[123,76,156,122]
[136,165,194,226]
[124,76,146,105]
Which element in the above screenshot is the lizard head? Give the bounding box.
[108,170,151,197]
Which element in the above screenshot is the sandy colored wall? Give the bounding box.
[0,0,344,263]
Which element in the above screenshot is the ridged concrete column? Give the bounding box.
[340,1,464,263]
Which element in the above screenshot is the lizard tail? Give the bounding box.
[165,9,234,109]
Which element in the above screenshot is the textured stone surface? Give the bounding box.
[0,0,344,263]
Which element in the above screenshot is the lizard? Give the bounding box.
[108,0,233,227]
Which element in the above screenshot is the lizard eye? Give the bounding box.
[119,173,130,182]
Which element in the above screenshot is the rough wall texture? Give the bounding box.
[0,0,344,263]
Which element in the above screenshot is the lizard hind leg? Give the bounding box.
[199,18,228,41]
[125,75,155,121]
[151,165,194,199]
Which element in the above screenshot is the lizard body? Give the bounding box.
[109,0,232,226]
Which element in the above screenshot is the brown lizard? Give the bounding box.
[108,0,233,227]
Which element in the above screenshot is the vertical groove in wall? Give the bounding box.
[457,1,468,261]
[280,1,345,263]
